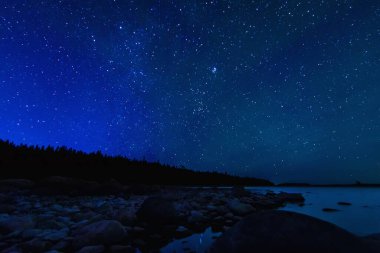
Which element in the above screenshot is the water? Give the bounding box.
[161,187,380,253]
[161,227,221,253]
[250,186,380,236]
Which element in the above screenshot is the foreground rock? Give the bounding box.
[136,196,180,226]
[0,177,310,252]
[72,220,126,249]
[210,210,371,253]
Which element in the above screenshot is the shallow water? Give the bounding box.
[250,186,380,236]
[161,187,380,253]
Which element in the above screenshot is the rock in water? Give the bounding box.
[337,202,352,206]
[72,220,126,249]
[322,208,340,212]
[137,197,179,225]
[210,210,371,253]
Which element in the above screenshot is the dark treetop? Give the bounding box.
[0,139,272,186]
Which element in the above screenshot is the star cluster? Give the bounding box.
[0,0,379,183]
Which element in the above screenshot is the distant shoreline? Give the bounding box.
[276,183,380,188]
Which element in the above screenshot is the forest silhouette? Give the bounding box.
[0,139,273,186]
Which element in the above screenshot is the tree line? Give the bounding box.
[0,139,273,186]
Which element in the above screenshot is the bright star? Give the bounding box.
[211,66,217,74]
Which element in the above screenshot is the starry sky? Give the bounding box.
[0,0,379,183]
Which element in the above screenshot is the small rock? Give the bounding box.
[187,210,206,224]
[72,220,126,249]
[322,208,340,212]
[76,245,105,253]
[337,202,352,206]
[276,192,305,203]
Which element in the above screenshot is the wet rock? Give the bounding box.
[137,197,179,226]
[227,199,255,216]
[211,210,370,253]
[337,202,352,206]
[322,208,340,212]
[72,220,126,249]
[76,245,105,253]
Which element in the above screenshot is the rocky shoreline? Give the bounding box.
[0,177,305,253]
[2,177,378,253]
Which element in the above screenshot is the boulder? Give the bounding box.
[227,199,255,216]
[137,197,179,226]
[210,210,371,253]
[72,220,126,249]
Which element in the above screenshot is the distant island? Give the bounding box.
[278,182,380,188]
[0,139,272,186]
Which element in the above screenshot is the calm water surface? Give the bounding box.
[161,187,380,253]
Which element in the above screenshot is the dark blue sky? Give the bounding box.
[0,0,379,183]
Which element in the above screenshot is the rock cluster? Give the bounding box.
[0,178,304,253]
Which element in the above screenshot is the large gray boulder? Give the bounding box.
[210,210,371,253]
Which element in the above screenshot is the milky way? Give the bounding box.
[0,0,379,183]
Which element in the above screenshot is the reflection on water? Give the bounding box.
[161,227,221,253]
[161,187,380,252]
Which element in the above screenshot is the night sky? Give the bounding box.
[1,0,379,183]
